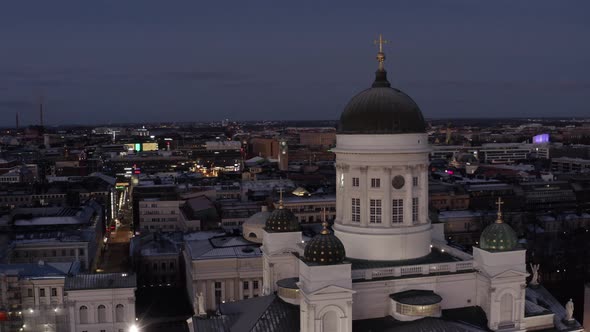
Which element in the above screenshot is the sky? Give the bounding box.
[1,0,589,126]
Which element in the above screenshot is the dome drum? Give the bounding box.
[276,277,300,305]
[390,290,442,321]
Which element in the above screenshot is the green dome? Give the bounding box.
[265,206,300,233]
[303,225,346,265]
[480,221,518,251]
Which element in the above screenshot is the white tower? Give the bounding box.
[299,222,354,332]
[261,190,303,295]
[332,34,431,261]
[474,197,527,331]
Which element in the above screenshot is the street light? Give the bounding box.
[129,324,139,332]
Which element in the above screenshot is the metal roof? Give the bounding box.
[65,272,136,291]
[194,295,299,332]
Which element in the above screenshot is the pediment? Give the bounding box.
[490,269,529,280]
[308,284,355,296]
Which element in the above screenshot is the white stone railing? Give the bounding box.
[351,260,475,281]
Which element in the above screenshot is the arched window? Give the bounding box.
[322,311,339,332]
[79,306,88,324]
[500,293,514,323]
[248,232,257,238]
[97,305,107,323]
[115,304,125,322]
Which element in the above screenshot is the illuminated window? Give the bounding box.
[351,198,360,223]
[392,199,403,223]
[370,199,382,223]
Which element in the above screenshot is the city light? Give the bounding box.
[129,324,139,332]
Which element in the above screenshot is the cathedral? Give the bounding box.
[194,37,582,332]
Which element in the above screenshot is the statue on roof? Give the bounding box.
[195,291,206,316]
[565,298,574,321]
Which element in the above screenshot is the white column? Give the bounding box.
[209,281,215,309]
[248,279,253,297]
[221,280,226,303]
[384,167,392,225]
[34,287,40,307]
[405,167,413,226]
[257,279,262,296]
[421,164,429,224]
[228,279,234,301]
[238,280,244,300]
[360,166,368,227]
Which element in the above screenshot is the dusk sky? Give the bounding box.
[1,0,589,126]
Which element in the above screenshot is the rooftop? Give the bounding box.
[186,236,262,260]
[0,261,80,278]
[349,248,461,271]
[194,294,299,332]
[65,272,137,291]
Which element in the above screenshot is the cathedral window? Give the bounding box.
[412,197,419,223]
[370,178,380,188]
[351,198,360,222]
[352,177,359,187]
[392,199,403,223]
[370,199,382,223]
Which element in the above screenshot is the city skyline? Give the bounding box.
[1,0,590,126]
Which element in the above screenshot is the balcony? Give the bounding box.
[351,261,474,281]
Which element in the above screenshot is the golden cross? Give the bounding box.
[495,197,504,213]
[374,34,389,53]
[495,197,505,223]
[278,187,284,208]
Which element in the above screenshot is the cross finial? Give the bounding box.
[373,34,389,71]
[495,197,504,223]
[374,34,388,53]
[278,187,285,209]
[321,208,329,235]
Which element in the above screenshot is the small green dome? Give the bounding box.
[303,225,346,265]
[265,206,300,233]
[480,221,518,251]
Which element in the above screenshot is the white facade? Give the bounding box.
[261,229,303,295]
[66,287,136,332]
